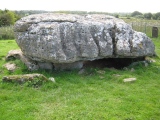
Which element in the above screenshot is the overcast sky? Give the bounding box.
[0,0,159,13]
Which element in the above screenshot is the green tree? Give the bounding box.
[0,10,17,26]
[144,13,152,19]
[131,11,143,17]
[152,14,157,20]
[154,12,160,20]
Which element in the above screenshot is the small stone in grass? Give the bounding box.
[123,78,136,82]
[49,77,56,82]
[3,63,17,72]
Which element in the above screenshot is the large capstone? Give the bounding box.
[14,13,155,70]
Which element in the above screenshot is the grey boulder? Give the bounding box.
[14,13,155,70]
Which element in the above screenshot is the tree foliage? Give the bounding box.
[130,11,160,20]
[131,11,143,17]
[144,13,152,20]
[0,9,19,26]
[153,12,160,20]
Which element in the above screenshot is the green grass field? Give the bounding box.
[0,37,160,120]
[0,17,160,119]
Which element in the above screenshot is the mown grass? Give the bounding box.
[0,37,160,120]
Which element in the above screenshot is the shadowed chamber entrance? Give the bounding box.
[83,57,145,69]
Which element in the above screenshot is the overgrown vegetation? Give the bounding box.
[0,36,160,119]
[0,9,18,40]
[0,26,14,40]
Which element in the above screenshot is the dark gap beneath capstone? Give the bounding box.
[83,57,145,69]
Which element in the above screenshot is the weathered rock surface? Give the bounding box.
[14,13,155,70]
[2,73,48,84]
[3,63,16,72]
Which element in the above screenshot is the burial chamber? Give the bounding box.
[14,13,155,70]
